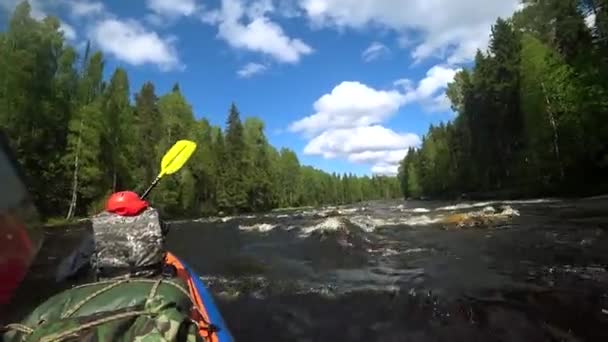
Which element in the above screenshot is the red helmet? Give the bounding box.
[105,191,149,216]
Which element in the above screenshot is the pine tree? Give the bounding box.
[101,68,133,192]
[133,82,162,188]
[222,104,248,212]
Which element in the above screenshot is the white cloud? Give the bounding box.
[303,126,420,175]
[237,62,268,78]
[298,0,519,64]
[60,21,77,40]
[362,41,389,62]
[91,19,181,71]
[349,149,411,165]
[276,0,302,18]
[403,64,459,112]
[67,0,104,17]
[585,13,596,29]
[304,126,420,156]
[427,93,452,113]
[289,81,406,135]
[210,0,313,63]
[371,163,400,176]
[147,0,198,17]
[290,62,458,173]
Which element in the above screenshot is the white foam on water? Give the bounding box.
[299,217,345,237]
[239,223,277,232]
[437,199,557,212]
[482,206,496,214]
[409,208,431,213]
[401,215,443,226]
[403,248,428,254]
[349,216,386,232]
[382,248,399,256]
[502,198,557,204]
[436,202,494,211]
[350,214,444,229]
[371,247,429,256]
[338,207,363,214]
[498,206,520,217]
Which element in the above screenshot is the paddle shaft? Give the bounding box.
[141,176,161,200]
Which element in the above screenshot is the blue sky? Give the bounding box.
[0,0,520,176]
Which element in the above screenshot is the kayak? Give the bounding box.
[165,252,233,342]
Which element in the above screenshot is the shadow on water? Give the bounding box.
[212,286,608,342]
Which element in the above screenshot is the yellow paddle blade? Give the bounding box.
[159,140,197,177]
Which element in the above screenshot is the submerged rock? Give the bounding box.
[442,206,520,229]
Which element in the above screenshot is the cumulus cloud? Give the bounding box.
[403,64,460,112]
[304,126,420,156]
[237,62,268,78]
[146,0,198,18]
[91,19,182,71]
[66,0,105,17]
[290,62,458,173]
[208,0,313,63]
[59,21,77,40]
[1,0,182,71]
[289,81,406,135]
[297,0,519,64]
[290,64,457,138]
[371,163,401,176]
[393,78,412,90]
[362,41,390,62]
[303,126,420,175]
[290,80,423,174]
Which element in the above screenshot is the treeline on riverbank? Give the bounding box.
[0,2,401,219]
[399,0,608,199]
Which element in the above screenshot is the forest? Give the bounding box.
[0,2,402,219]
[399,0,608,199]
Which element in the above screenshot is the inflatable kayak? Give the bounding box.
[165,252,233,342]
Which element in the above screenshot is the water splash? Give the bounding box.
[239,223,277,232]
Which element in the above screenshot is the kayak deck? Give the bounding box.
[165,252,233,342]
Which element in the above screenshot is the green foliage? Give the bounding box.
[399,0,608,199]
[0,4,402,219]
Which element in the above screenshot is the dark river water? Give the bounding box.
[5,197,608,341]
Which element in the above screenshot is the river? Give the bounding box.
[5,197,608,341]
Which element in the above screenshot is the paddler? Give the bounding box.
[0,132,43,315]
[0,133,230,341]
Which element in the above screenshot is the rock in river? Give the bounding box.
[442,206,520,229]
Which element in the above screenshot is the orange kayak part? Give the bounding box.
[165,252,233,342]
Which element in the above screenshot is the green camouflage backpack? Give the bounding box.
[2,277,203,342]
[2,206,206,342]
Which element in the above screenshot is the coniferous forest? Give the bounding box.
[399,0,608,199]
[0,2,401,219]
[2,1,608,219]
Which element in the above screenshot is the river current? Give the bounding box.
[6,197,608,341]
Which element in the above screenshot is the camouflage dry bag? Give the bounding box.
[2,277,203,341]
